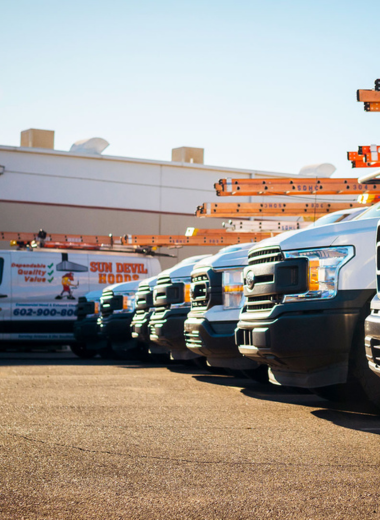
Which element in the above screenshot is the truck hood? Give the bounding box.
[85,289,103,301]
[249,217,379,251]
[159,257,207,280]
[192,242,263,270]
[104,280,140,294]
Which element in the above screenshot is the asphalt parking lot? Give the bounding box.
[1,350,380,519]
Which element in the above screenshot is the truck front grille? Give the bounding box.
[248,247,284,266]
[191,274,209,309]
[100,290,114,318]
[151,306,167,320]
[135,284,153,310]
[184,330,204,349]
[247,294,282,311]
[246,247,284,312]
[100,290,124,317]
[156,276,171,286]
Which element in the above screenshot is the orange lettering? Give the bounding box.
[108,274,115,284]
[99,274,107,284]
[90,262,97,272]
[116,274,123,283]
[116,263,123,273]
[124,274,131,281]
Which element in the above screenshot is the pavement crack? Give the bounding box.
[3,431,379,468]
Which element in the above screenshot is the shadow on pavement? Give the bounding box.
[311,409,380,435]
[193,373,380,432]
[0,350,158,368]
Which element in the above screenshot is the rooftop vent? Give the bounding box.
[172,146,204,164]
[21,129,55,150]
[299,163,336,178]
[70,138,109,155]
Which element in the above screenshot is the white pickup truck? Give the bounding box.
[236,202,380,401]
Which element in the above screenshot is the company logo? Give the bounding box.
[246,270,255,290]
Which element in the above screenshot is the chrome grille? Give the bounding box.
[151,306,167,319]
[246,247,283,312]
[135,284,153,310]
[156,276,171,286]
[247,294,282,311]
[248,247,283,266]
[100,290,115,317]
[184,330,203,349]
[191,274,209,309]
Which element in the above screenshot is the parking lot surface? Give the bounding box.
[0,350,380,519]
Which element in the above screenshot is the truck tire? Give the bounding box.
[352,320,380,410]
[70,343,97,359]
[357,368,380,409]
[312,301,371,403]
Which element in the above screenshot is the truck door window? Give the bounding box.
[0,258,3,285]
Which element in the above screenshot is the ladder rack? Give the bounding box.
[0,229,274,250]
[196,202,364,218]
[214,177,377,196]
[223,219,311,233]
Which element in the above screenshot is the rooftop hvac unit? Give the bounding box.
[56,253,88,272]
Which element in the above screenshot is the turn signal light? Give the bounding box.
[309,259,319,291]
[224,284,244,293]
[184,283,192,302]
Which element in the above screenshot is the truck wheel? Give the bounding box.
[312,302,371,403]
[351,322,380,410]
[70,343,97,359]
[357,368,380,409]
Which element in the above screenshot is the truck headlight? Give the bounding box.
[222,269,245,309]
[282,246,354,302]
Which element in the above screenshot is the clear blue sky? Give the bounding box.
[1,0,380,176]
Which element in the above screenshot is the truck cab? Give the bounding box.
[97,280,141,357]
[235,204,380,399]
[184,243,265,376]
[72,289,106,358]
[363,216,380,407]
[131,276,157,345]
[149,255,210,361]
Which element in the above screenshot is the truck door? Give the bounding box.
[0,253,11,340]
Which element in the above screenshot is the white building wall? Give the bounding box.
[0,146,255,215]
[0,144,358,269]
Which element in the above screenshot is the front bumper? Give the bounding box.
[236,289,374,388]
[98,312,134,348]
[184,316,259,370]
[149,307,198,358]
[73,316,107,351]
[131,309,152,343]
[365,295,380,376]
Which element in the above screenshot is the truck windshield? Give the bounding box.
[353,202,380,220]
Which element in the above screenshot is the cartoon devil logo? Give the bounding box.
[55,272,79,300]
